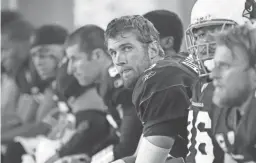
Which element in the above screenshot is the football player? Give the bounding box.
[105,15,198,163]
[2,25,68,163]
[143,9,199,79]
[185,0,250,163]
[143,10,185,58]
[65,25,142,161]
[1,19,34,128]
[210,23,256,163]
[2,25,68,144]
[3,60,108,163]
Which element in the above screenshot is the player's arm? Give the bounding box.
[135,135,173,163]
[113,86,189,163]
[136,86,189,163]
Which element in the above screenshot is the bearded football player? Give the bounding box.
[105,15,198,163]
[210,23,256,163]
[185,0,252,163]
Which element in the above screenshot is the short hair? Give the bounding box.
[1,10,22,28]
[105,15,160,47]
[143,10,184,53]
[214,23,256,67]
[65,25,106,56]
[2,19,34,42]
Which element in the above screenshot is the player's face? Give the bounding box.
[66,44,99,86]
[193,25,223,61]
[1,34,26,73]
[107,31,151,88]
[210,45,254,108]
[32,46,59,80]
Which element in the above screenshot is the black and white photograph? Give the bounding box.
[1,0,256,163]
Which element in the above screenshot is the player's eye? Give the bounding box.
[197,33,206,40]
[109,50,117,57]
[122,46,132,52]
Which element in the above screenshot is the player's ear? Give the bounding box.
[148,41,160,62]
[91,48,105,60]
[160,36,174,50]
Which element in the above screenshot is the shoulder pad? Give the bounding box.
[144,64,191,90]
[133,64,195,107]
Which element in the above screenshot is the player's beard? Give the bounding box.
[123,74,138,89]
[122,52,151,89]
[213,84,251,108]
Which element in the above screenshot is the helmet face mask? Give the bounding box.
[186,20,236,77]
[186,0,249,77]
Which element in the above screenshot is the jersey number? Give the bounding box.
[188,110,214,163]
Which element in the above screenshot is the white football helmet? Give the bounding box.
[186,0,250,77]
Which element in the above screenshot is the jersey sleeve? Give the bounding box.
[133,65,195,137]
[142,86,190,137]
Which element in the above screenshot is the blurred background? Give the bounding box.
[1,0,197,50]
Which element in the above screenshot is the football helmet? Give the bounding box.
[186,0,249,77]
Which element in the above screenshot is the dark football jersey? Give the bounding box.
[132,56,198,157]
[212,93,256,163]
[186,81,224,163]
